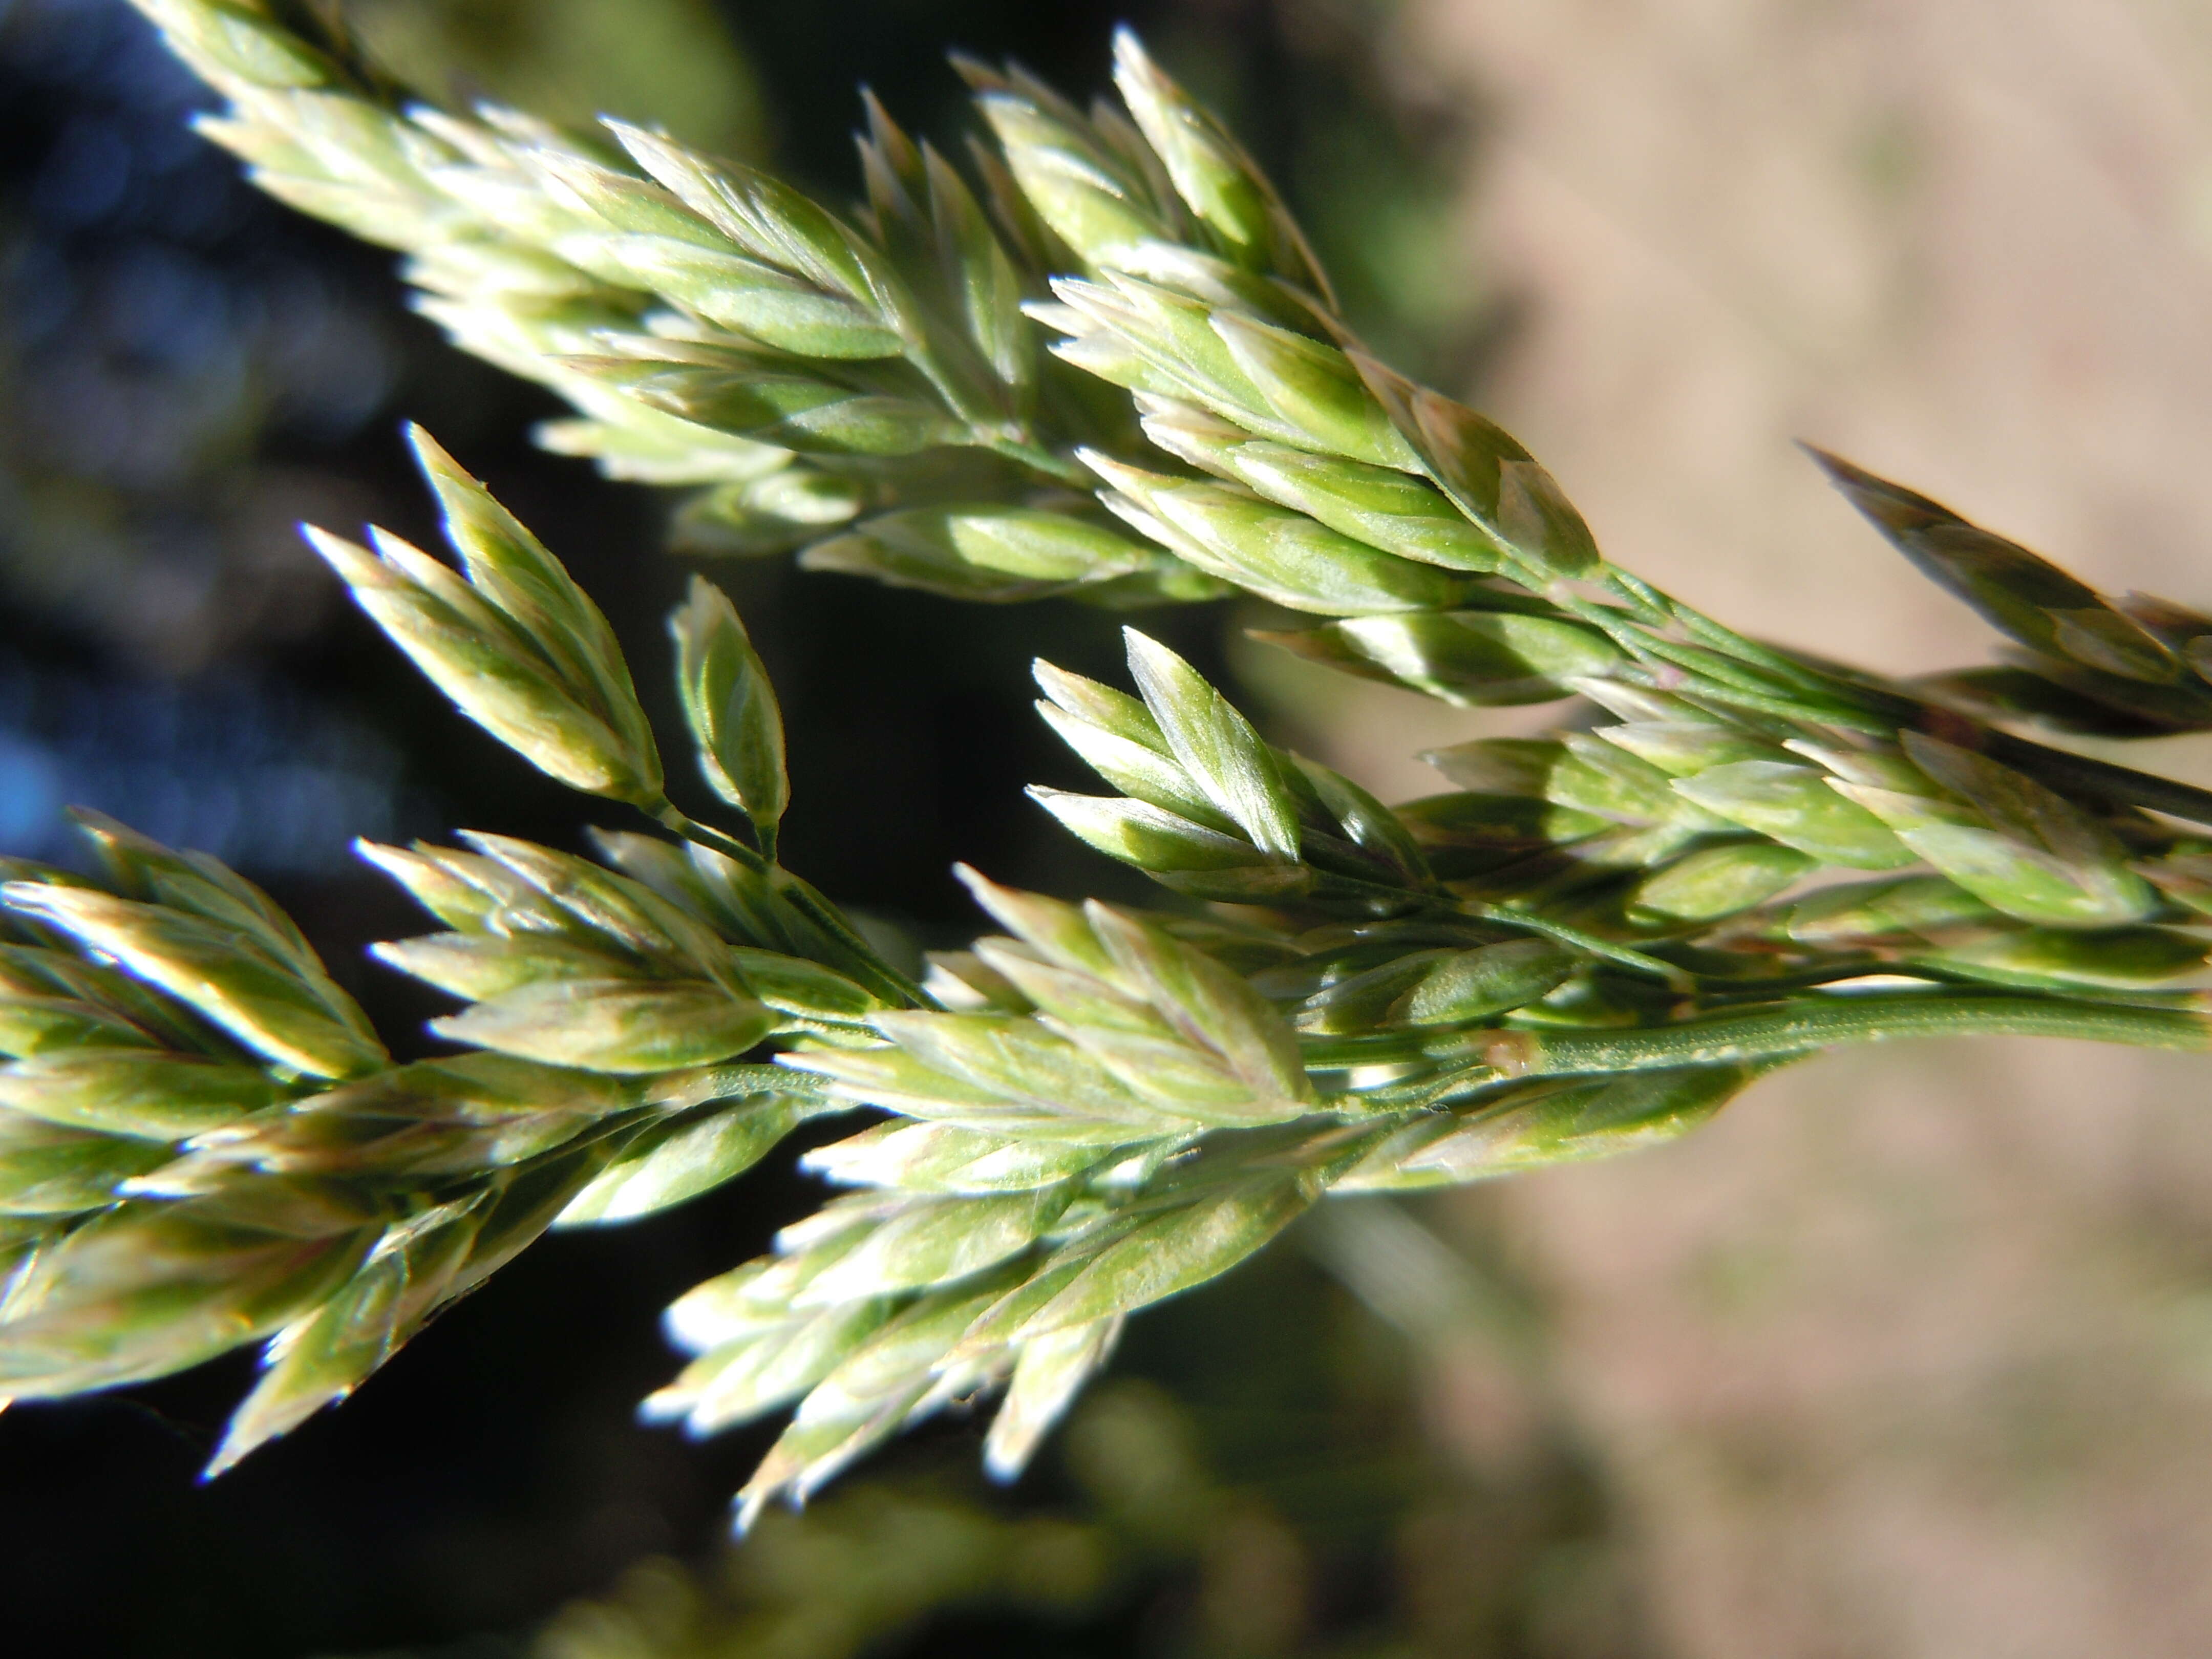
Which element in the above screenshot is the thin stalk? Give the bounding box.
[1545,555,2212,831]
[1652,959,1895,997]
[979,434,1092,486]
[1513,991,2206,1074]
[1980,730,2212,830]
[1300,989,2209,1077]
[1594,567,2212,828]
[1640,578,1895,704]
[649,800,766,871]
[1528,583,1893,730]
[1582,565,1673,628]
[1615,631,1886,729]
[650,803,937,1009]
[1461,902,1693,989]
[896,331,1089,487]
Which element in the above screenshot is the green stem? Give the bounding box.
[1303,989,2209,1079]
[1980,731,2212,830]
[1521,580,1889,731]
[1658,959,1894,997]
[897,326,1088,488]
[1587,565,1674,627]
[1588,565,2212,829]
[649,803,937,1009]
[1503,991,2205,1076]
[651,801,766,871]
[773,868,938,1009]
[980,435,1093,487]
[1460,903,1693,989]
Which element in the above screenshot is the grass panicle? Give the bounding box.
[14,0,2207,1524]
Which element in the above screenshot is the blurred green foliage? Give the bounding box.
[347,0,765,159]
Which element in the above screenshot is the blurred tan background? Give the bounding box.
[1306,2,2212,1652]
